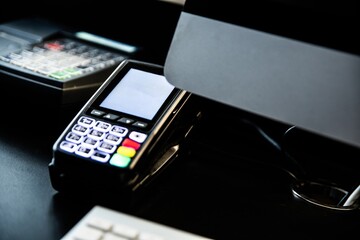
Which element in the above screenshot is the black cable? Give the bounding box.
[240,118,302,181]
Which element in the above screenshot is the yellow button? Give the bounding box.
[117,146,136,158]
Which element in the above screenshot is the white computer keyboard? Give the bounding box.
[60,205,212,240]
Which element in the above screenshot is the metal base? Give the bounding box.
[292,180,359,211]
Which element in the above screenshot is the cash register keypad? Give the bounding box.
[0,38,125,81]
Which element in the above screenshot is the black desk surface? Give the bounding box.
[0,1,359,239]
[0,97,359,240]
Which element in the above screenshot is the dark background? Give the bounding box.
[0,1,359,239]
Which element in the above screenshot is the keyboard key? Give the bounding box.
[112,223,139,239]
[87,217,112,231]
[73,225,103,240]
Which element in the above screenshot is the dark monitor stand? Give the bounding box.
[164,0,360,211]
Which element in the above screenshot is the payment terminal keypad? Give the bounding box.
[60,116,148,168]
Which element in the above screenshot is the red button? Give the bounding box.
[122,138,141,150]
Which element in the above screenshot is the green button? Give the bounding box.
[49,71,70,80]
[109,153,131,168]
[64,67,82,76]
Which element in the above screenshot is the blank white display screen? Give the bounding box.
[99,68,175,120]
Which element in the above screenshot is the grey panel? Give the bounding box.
[164,12,360,148]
